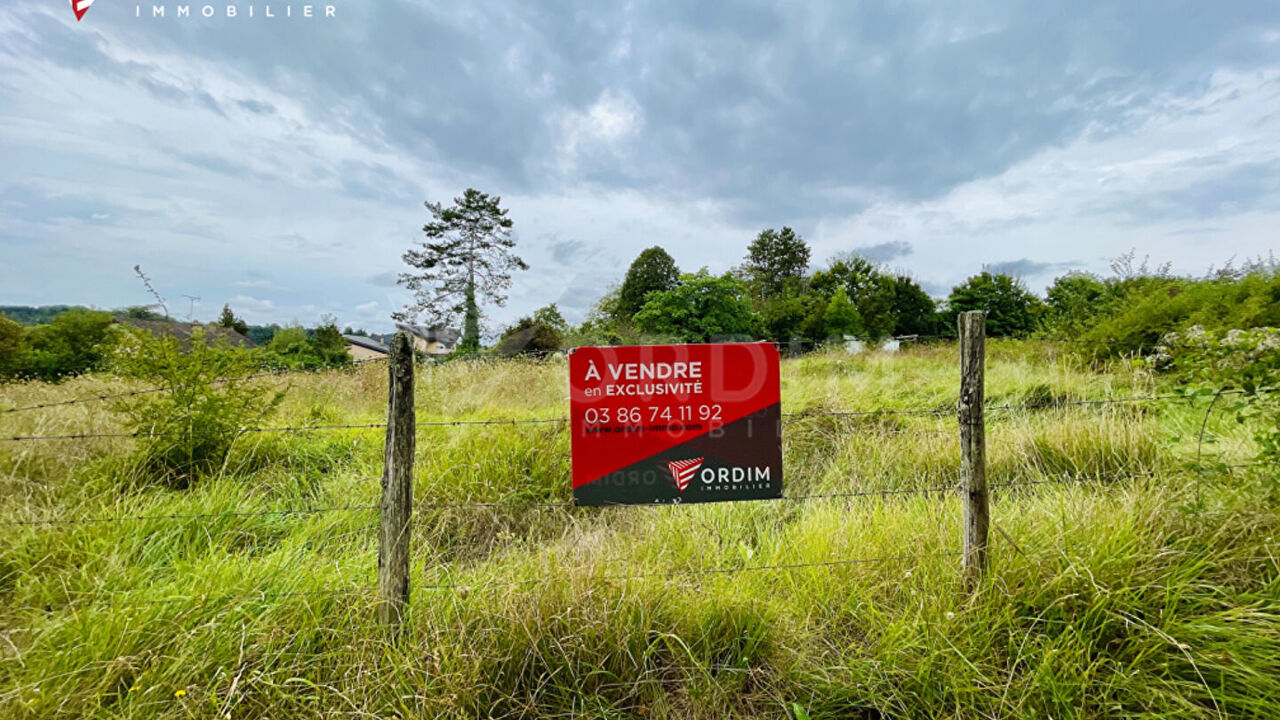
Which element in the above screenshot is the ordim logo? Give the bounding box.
[71,0,96,22]
[666,458,704,493]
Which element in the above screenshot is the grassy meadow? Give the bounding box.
[1,340,1277,719]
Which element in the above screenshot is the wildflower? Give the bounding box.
[129,684,140,692]
[175,689,187,698]
[945,611,956,620]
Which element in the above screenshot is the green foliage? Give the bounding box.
[947,272,1043,337]
[112,326,283,488]
[396,188,528,350]
[309,321,352,367]
[217,304,249,335]
[0,313,27,380]
[115,305,168,321]
[759,293,810,343]
[1075,271,1280,356]
[532,303,569,334]
[618,247,681,319]
[890,275,939,336]
[744,227,810,299]
[633,271,764,342]
[21,308,117,382]
[263,322,352,370]
[810,256,896,339]
[496,315,565,356]
[246,324,280,347]
[1167,327,1280,496]
[460,283,481,354]
[0,304,82,325]
[822,286,862,338]
[1042,272,1106,336]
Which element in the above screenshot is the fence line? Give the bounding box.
[0,357,389,415]
[4,337,1264,416]
[3,467,1206,529]
[7,550,958,614]
[2,389,1243,443]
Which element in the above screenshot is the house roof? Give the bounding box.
[117,318,257,348]
[395,323,460,345]
[343,334,389,353]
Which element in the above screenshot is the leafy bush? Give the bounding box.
[1166,327,1280,497]
[633,270,764,342]
[19,308,117,382]
[496,316,564,356]
[947,272,1043,337]
[113,326,284,488]
[0,313,25,381]
[263,322,352,370]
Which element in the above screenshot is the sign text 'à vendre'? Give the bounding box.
[569,343,782,506]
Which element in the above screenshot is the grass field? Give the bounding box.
[1,341,1277,719]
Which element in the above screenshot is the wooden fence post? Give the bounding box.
[378,331,415,629]
[958,311,988,589]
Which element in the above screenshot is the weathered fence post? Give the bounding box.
[958,311,988,589]
[378,331,415,629]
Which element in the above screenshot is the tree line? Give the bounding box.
[0,305,354,384]
[392,189,1280,358]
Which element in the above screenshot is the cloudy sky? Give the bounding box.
[2,1,1278,332]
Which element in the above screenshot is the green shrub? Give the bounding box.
[262,322,353,370]
[0,313,26,381]
[112,326,284,488]
[1166,327,1280,497]
[1053,267,1280,357]
[20,308,116,382]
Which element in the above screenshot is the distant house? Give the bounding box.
[117,318,256,348]
[343,334,389,362]
[395,323,460,355]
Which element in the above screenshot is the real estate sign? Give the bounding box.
[569,343,782,505]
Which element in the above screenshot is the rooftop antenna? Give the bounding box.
[182,294,201,322]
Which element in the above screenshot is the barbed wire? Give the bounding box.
[6,464,1257,612]
[0,358,388,415]
[7,549,955,613]
[3,389,1239,443]
[418,551,961,593]
[2,466,1189,529]
[0,502,380,528]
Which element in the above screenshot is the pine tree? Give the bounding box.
[217,304,249,335]
[395,189,528,351]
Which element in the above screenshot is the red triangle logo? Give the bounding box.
[71,0,95,22]
[666,458,704,493]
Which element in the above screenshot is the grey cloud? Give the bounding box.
[849,240,913,263]
[338,160,419,203]
[20,1,1280,224]
[1103,161,1280,224]
[236,98,276,115]
[919,279,952,297]
[549,239,589,265]
[984,258,1079,278]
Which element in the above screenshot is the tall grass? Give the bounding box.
[1,344,1276,718]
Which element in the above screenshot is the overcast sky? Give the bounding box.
[2,1,1278,331]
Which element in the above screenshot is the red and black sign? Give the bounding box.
[569,343,782,506]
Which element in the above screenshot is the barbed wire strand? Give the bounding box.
[6,466,1215,529]
[0,357,389,415]
[3,390,1243,443]
[9,550,957,612]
